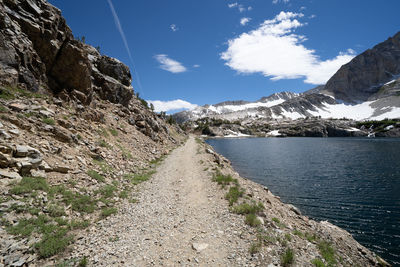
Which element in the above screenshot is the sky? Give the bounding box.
[48,0,400,113]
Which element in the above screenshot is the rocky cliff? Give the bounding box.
[0,0,133,106]
[322,31,400,103]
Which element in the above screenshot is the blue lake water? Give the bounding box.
[206,137,400,265]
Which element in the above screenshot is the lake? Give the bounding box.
[206,137,400,265]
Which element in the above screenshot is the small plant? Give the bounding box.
[87,170,105,183]
[108,128,118,136]
[78,256,88,267]
[125,171,155,185]
[35,229,73,258]
[225,186,244,206]
[213,172,238,188]
[97,139,111,149]
[232,202,264,215]
[311,258,325,267]
[101,207,117,218]
[272,217,286,228]
[42,117,55,125]
[119,190,129,199]
[69,220,90,230]
[305,232,318,243]
[98,127,109,138]
[249,241,262,254]
[98,185,117,199]
[245,213,261,227]
[48,204,66,217]
[317,241,336,266]
[281,248,295,266]
[10,177,49,195]
[285,233,292,241]
[293,229,304,237]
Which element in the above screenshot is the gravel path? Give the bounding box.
[71,136,250,266]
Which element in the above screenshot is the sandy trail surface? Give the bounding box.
[71,136,249,266]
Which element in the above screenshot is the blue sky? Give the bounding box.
[49,0,400,112]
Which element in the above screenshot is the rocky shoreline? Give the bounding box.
[201,138,390,266]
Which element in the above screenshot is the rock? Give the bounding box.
[128,117,135,126]
[192,243,209,252]
[0,152,15,167]
[0,130,11,139]
[51,165,70,174]
[288,204,302,216]
[53,127,73,143]
[14,145,29,157]
[136,120,146,128]
[9,129,20,135]
[0,169,22,180]
[8,103,28,112]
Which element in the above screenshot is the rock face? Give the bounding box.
[322,31,400,103]
[0,0,133,106]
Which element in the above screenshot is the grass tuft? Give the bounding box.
[87,169,105,183]
[232,202,264,215]
[245,213,261,227]
[213,171,238,188]
[317,241,336,266]
[10,177,49,195]
[281,248,295,266]
[225,186,244,206]
[42,117,55,125]
[101,207,117,218]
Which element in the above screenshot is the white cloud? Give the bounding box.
[309,14,316,19]
[228,2,251,13]
[272,0,290,4]
[220,11,356,85]
[228,2,238,8]
[170,24,178,32]
[154,54,187,73]
[147,99,198,113]
[193,64,200,68]
[240,17,251,26]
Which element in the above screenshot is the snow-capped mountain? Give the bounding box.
[174,32,400,123]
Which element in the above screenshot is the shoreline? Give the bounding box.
[200,136,391,266]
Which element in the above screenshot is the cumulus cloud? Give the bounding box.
[240,17,251,26]
[147,99,198,113]
[170,24,178,32]
[220,11,356,85]
[154,54,187,73]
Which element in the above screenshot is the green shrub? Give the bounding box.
[249,242,262,254]
[108,128,118,136]
[318,241,336,266]
[125,171,155,185]
[10,177,49,195]
[35,229,73,258]
[245,213,261,227]
[98,185,117,199]
[232,202,264,215]
[311,258,326,267]
[101,207,117,218]
[87,170,105,183]
[225,186,244,206]
[305,232,318,243]
[48,205,66,217]
[213,172,238,188]
[281,248,295,266]
[42,117,55,125]
[293,229,304,237]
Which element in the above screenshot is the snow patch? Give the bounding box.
[267,130,281,136]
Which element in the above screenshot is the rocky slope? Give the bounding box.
[322,31,400,103]
[0,0,188,265]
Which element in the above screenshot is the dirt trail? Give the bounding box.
[71,136,249,266]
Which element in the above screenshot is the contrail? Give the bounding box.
[107,0,144,93]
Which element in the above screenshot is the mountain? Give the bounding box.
[174,32,400,126]
[321,32,400,103]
